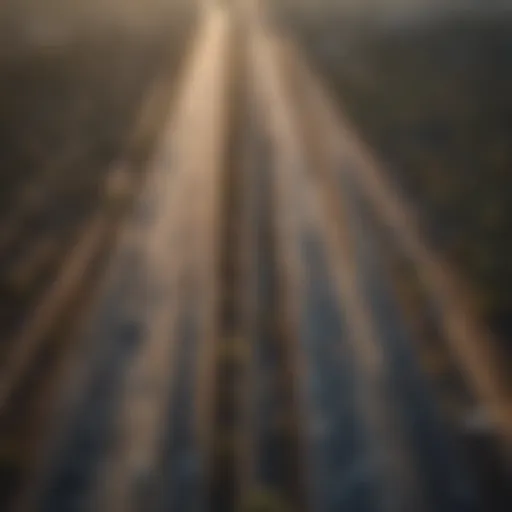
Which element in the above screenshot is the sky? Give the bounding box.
[0,0,194,47]
[1,0,511,47]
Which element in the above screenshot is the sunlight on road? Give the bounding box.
[0,1,510,511]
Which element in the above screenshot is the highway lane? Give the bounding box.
[270,19,511,503]
[24,6,230,512]
[99,8,229,512]
[10,1,509,511]
[249,2,488,511]
[239,66,305,511]
[251,18,419,512]
[272,30,512,459]
[0,40,194,510]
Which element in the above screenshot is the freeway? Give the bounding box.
[5,1,510,511]
[249,6,483,510]
[26,6,229,512]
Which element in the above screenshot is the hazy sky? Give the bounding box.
[2,0,510,46]
[284,0,510,16]
[0,0,194,46]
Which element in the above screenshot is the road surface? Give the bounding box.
[5,1,510,511]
